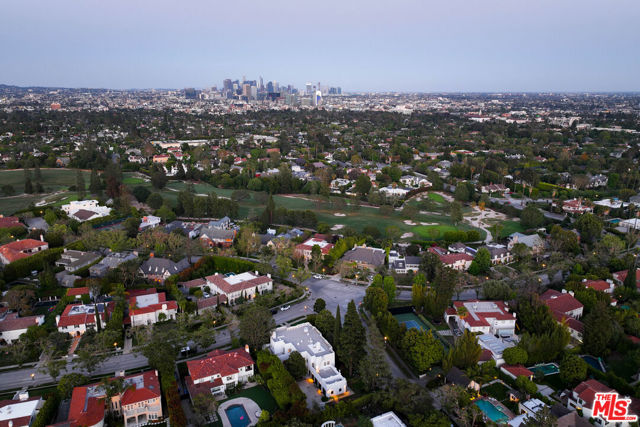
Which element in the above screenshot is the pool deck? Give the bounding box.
[218,397,261,427]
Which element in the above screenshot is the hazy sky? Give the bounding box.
[1,0,639,92]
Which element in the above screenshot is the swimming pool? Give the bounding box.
[529,363,559,376]
[475,399,509,424]
[581,355,606,372]
[225,404,250,427]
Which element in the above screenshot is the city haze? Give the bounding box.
[1,0,639,92]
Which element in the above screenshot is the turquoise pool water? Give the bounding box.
[475,400,509,424]
[225,404,250,427]
[529,363,559,376]
[581,355,606,372]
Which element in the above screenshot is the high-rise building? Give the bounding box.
[305,83,312,96]
[259,76,264,90]
[223,79,233,91]
[266,81,274,93]
[242,83,251,98]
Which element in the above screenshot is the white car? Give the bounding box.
[203,292,211,298]
[280,305,291,311]
[313,274,322,279]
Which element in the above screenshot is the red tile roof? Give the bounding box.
[613,270,640,288]
[439,253,473,265]
[0,312,43,332]
[68,386,105,427]
[0,239,48,263]
[187,348,253,382]
[129,291,177,316]
[120,371,161,406]
[197,294,227,310]
[0,216,22,229]
[573,379,613,409]
[540,290,583,315]
[57,303,112,328]
[583,280,611,292]
[205,273,272,295]
[502,364,533,378]
[67,287,89,296]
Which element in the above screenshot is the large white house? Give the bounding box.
[445,300,517,337]
[128,289,178,327]
[205,271,273,304]
[269,322,347,397]
[61,200,112,222]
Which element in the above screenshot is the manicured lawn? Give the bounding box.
[0,168,91,214]
[427,192,446,203]
[221,385,278,413]
[123,176,147,185]
[125,175,484,241]
[481,382,509,401]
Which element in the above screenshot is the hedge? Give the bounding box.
[2,247,64,283]
[31,392,60,427]
[256,350,305,410]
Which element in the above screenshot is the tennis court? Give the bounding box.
[393,312,432,332]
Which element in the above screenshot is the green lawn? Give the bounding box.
[427,192,446,203]
[221,385,277,412]
[481,381,510,401]
[0,169,91,214]
[125,175,484,241]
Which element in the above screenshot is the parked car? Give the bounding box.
[280,305,291,311]
[203,292,211,298]
[313,274,322,279]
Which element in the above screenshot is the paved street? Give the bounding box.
[0,277,365,392]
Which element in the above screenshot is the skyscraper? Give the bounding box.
[259,76,264,90]
[305,83,312,96]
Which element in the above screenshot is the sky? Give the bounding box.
[1,0,639,92]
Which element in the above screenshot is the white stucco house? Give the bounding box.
[269,322,347,397]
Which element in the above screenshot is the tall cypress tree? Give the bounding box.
[333,305,341,346]
[338,301,365,376]
[624,262,637,291]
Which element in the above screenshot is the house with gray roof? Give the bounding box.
[507,232,546,255]
[139,256,191,283]
[55,250,102,272]
[25,217,49,232]
[341,245,386,271]
[89,251,138,278]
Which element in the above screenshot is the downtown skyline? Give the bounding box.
[1,0,639,92]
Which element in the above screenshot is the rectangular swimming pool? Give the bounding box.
[225,404,250,427]
[528,363,559,376]
[475,399,509,424]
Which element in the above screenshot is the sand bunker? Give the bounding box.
[334,213,346,217]
[331,224,344,230]
[401,232,414,239]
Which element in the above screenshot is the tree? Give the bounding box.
[57,373,90,399]
[522,405,557,427]
[3,288,35,313]
[503,346,529,365]
[355,174,372,197]
[284,351,307,380]
[89,169,101,195]
[450,201,463,225]
[236,226,260,256]
[76,170,85,199]
[515,375,537,395]
[550,225,579,253]
[337,301,365,376]
[192,392,217,426]
[310,245,323,272]
[382,276,396,305]
[260,195,276,225]
[150,165,167,189]
[239,304,275,351]
[146,193,164,210]
[123,217,141,238]
[313,298,326,313]
[401,328,444,373]
[582,301,619,356]
[454,184,470,202]
[24,176,33,194]
[412,274,426,308]
[444,330,481,370]
[468,247,491,275]
[559,354,588,385]
[364,286,388,316]
[359,324,392,392]
[482,280,515,300]
[132,185,151,203]
[520,205,544,228]
[314,309,336,344]
[624,262,637,291]
[2,184,15,196]
[575,213,603,245]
